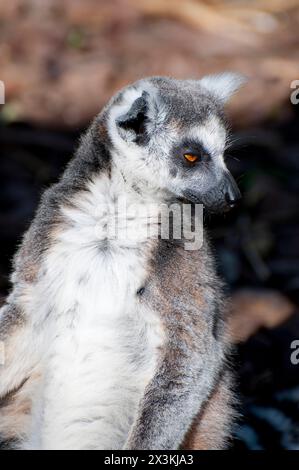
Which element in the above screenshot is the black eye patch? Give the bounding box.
[171,139,211,168]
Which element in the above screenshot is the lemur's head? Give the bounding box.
[106,74,245,212]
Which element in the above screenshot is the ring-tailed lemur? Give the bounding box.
[0,74,244,450]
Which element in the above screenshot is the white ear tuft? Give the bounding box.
[200,72,247,104]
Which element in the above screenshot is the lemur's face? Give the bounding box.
[108,74,244,212]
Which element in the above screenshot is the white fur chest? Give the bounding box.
[24,173,164,450]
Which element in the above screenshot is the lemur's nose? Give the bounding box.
[223,171,242,207]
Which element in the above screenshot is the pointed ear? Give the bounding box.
[116,91,149,141]
[200,72,246,104]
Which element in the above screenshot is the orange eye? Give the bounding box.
[184,153,198,163]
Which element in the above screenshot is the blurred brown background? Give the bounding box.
[1,0,299,449]
[1,0,299,128]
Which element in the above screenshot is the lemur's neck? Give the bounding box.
[88,162,201,252]
[110,163,169,205]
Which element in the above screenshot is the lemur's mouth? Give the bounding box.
[182,171,242,213]
[182,189,241,214]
